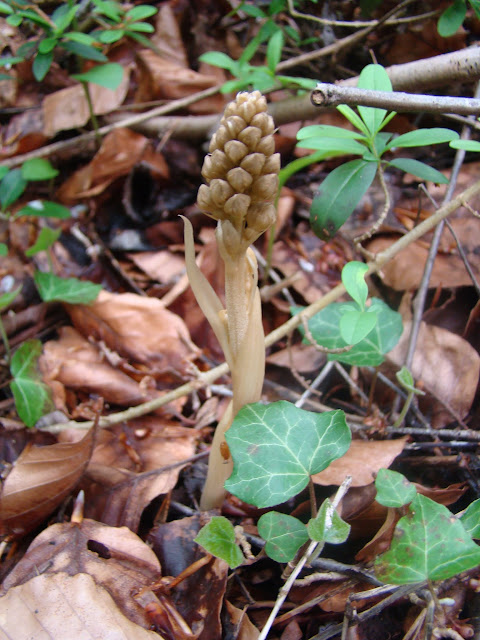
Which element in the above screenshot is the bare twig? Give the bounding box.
[311,83,480,116]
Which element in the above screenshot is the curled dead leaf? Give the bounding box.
[0,428,94,537]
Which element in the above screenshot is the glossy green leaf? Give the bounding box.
[437,0,466,36]
[38,37,58,54]
[98,29,124,43]
[0,2,13,14]
[25,227,61,256]
[297,125,365,141]
[16,200,71,219]
[460,500,480,539]
[296,137,367,156]
[450,139,480,152]
[10,340,53,428]
[266,29,283,72]
[310,159,377,240]
[126,5,157,20]
[341,261,369,310]
[296,298,403,366]
[0,166,9,180]
[34,272,101,304]
[194,516,245,569]
[258,512,309,562]
[61,41,108,62]
[225,401,351,508]
[32,51,54,81]
[357,64,392,135]
[307,498,351,544]
[199,51,237,72]
[388,158,449,184]
[375,469,417,508]
[73,63,124,89]
[396,366,424,395]
[339,309,378,345]
[51,3,77,33]
[375,494,480,584]
[0,168,26,209]
[126,22,154,33]
[21,158,58,181]
[336,104,370,136]
[385,128,459,151]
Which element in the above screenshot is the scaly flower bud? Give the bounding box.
[197,91,280,253]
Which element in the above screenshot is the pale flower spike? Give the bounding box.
[183,91,279,510]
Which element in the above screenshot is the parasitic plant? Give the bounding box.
[183,91,280,509]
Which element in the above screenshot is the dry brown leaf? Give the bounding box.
[40,326,163,409]
[67,290,200,374]
[366,217,480,291]
[0,428,93,537]
[57,128,169,203]
[1,518,161,629]
[312,438,408,487]
[42,69,131,137]
[135,49,224,114]
[128,250,186,285]
[387,320,480,426]
[0,573,161,639]
[150,3,189,67]
[224,601,260,640]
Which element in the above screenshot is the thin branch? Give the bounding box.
[311,83,480,116]
[40,178,480,434]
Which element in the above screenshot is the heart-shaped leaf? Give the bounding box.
[225,401,350,508]
[307,498,350,544]
[375,469,417,508]
[194,516,245,569]
[257,512,309,562]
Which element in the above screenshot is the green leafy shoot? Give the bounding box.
[25,228,62,257]
[72,62,124,90]
[194,516,245,569]
[10,339,53,427]
[224,401,351,508]
[291,63,458,240]
[437,0,468,37]
[375,468,417,508]
[34,272,102,304]
[375,493,480,584]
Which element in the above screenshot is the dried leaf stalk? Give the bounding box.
[183,91,280,509]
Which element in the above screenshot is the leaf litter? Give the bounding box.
[1,2,480,639]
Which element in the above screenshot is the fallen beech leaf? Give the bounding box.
[224,601,260,640]
[388,320,480,426]
[312,438,408,487]
[0,573,160,639]
[57,128,169,203]
[67,290,200,374]
[42,69,131,137]
[40,326,162,409]
[1,518,161,629]
[0,428,93,537]
[150,3,189,67]
[366,218,480,291]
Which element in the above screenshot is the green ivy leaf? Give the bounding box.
[224,401,351,508]
[295,298,403,366]
[10,340,53,427]
[21,158,58,181]
[258,512,309,562]
[25,227,61,257]
[34,272,101,304]
[307,498,351,544]
[460,500,480,539]
[341,261,369,309]
[375,494,480,584]
[72,63,124,89]
[339,309,378,345]
[388,158,449,184]
[310,159,377,240]
[194,516,245,569]
[375,469,417,508]
[385,128,459,151]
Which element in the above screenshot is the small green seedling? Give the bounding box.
[293,64,458,240]
[200,29,316,94]
[392,366,425,428]
[0,158,101,426]
[437,0,480,37]
[293,261,403,366]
